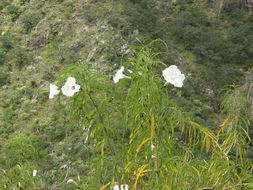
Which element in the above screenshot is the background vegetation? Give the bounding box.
[0,0,252,189]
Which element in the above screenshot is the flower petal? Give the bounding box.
[113,66,127,83]
[73,84,80,93]
[49,84,60,99]
[66,77,76,84]
[162,65,185,88]
[32,170,37,177]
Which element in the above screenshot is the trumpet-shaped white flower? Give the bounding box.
[162,65,185,88]
[112,183,129,190]
[61,77,80,97]
[32,170,37,177]
[151,144,155,151]
[49,84,60,99]
[113,66,128,83]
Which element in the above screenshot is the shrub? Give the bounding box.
[0,107,15,136]
[228,23,253,66]
[0,0,9,10]
[0,33,15,50]
[0,49,6,65]
[20,12,42,33]
[108,0,162,38]
[0,69,9,87]
[1,133,39,167]
[4,4,22,21]
[0,164,38,189]
[223,0,243,15]
[8,47,31,67]
[17,0,31,5]
[168,8,227,65]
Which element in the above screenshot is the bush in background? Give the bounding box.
[8,47,31,67]
[20,12,42,34]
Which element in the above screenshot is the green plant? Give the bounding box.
[17,0,31,5]
[0,49,6,65]
[20,12,42,33]
[0,107,15,136]
[0,164,38,190]
[219,85,251,161]
[0,0,9,10]
[3,4,22,21]
[0,33,15,50]
[108,0,162,39]
[54,41,252,189]
[8,47,31,67]
[1,133,40,167]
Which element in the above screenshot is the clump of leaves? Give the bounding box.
[7,47,32,67]
[0,0,9,10]
[0,49,6,65]
[1,133,40,167]
[3,4,23,21]
[20,12,43,33]
[0,164,38,190]
[0,33,16,50]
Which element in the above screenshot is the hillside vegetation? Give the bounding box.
[0,0,253,189]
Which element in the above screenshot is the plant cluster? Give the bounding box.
[43,42,252,189]
[0,33,31,68]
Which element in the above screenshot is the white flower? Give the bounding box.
[120,184,129,190]
[113,185,120,190]
[32,170,37,177]
[112,183,129,190]
[151,144,155,151]
[162,65,185,88]
[113,66,128,83]
[61,77,80,97]
[49,84,60,99]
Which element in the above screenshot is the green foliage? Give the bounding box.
[109,0,162,38]
[0,0,9,10]
[219,85,251,160]
[0,72,8,87]
[41,40,79,65]
[0,33,17,66]
[168,7,227,66]
[223,0,243,15]
[7,47,31,67]
[3,4,22,21]
[228,22,253,67]
[0,107,15,135]
[0,165,37,190]
[20,12,42,33]
[0,49,6,65]
[0,33,16,50]
[17,0,31,5]
[1,133,40,167]
[166,0,252,90]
